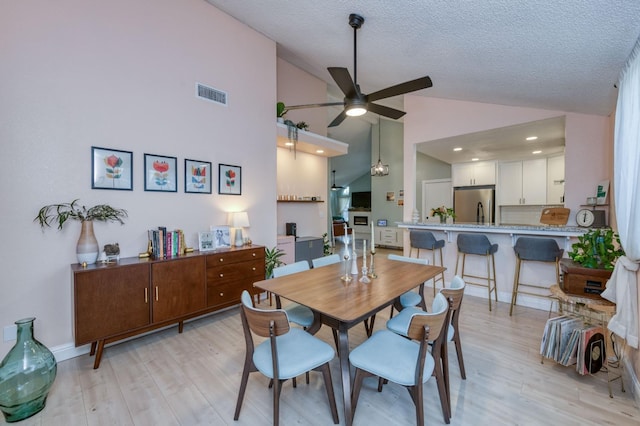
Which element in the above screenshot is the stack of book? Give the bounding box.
[148,227,185,259]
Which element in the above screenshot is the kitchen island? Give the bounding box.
[396,222,587,312]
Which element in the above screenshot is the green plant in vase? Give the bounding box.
[568,228,624,270]
[34,199,127,264]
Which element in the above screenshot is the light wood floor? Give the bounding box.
[4,256,638,425]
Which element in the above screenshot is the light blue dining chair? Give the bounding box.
[311,253,341,268]
[234,291,339,426]
[349,292,452,425]
[388,254,429,315]
[272,261,315,329]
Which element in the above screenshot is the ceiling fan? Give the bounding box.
[286,13,433,127]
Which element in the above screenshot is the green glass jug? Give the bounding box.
[0,318,57,422]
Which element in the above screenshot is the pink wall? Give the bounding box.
[0,0,277,358]
[402,95,612,226]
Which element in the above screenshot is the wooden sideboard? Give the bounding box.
[71,245,265,368]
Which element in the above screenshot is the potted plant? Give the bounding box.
[568,228,624,270]
[35,199,128,264]
[561,228,625,297]
[265,246,285,279]
[276,102,287,123]
[430,206,456,223]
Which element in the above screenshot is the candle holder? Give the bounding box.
[341,253,353,282]
[368,251,378,279]
[359,264,371,283]
[351,252,359,275]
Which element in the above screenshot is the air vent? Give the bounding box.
[196,83,227,106]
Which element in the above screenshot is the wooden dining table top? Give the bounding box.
[254,256,446,324]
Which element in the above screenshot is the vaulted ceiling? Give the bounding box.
[206,1,640,182]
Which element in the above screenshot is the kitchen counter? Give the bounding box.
[397,222,586,240]
[395,221,586,313]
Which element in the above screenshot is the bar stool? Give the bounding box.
[510,237,563,316]
[409,230,446,295]
[455,233,498,311]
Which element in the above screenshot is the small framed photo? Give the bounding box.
[386,191,395,202]
[209,225,231,248]
[144,153,177,192]
[218,164,242,195]
[198,231,216,252]
[377,219,387,227]
[91,147,133,190]
[185,159,212,194]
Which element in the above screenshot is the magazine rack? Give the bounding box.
[543,285,625,398]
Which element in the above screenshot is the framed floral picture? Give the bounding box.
[218,163,241,195]
[144,154,177,192]
[91,147,133,190]
[185,159,212,194]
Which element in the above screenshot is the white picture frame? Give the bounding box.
[198,231,216,252]
[209,225,231,249]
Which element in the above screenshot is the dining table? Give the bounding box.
[253,255,446,426]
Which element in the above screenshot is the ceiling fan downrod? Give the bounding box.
[349,14,364,87]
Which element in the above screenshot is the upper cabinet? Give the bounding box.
[546,155,565,204]
[497,158,547,205]
[452,161,496,187]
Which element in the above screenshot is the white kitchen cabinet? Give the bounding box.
[546,154,565,204]
[497,158,547,205]
[375,226,403,248]
[452,161,496,187]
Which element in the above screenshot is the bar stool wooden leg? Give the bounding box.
[486,253,493,312]
[510,257,522,316]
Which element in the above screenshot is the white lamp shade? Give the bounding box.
[230,211,250,228]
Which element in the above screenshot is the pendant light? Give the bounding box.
[331,170,343,191]
[371,118,389,176]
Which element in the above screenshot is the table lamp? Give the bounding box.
[230,211,250,247]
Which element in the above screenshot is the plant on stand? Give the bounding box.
[430,206,455,223]
[568,228,624,270]
[265,246,285,279]
[34,199,127,265]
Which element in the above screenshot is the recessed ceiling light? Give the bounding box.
[471,158,479,161]
[285,142,294,146]
[532,150,542,154]
[453,147,462,151]
[526,136,538,141]
[316,149,324,154]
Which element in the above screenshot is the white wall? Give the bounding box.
[276,148,327,237]
[402,96,612,227]
[0,0,277,358]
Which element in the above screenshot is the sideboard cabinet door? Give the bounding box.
[151,256,206,323]
[74,263,150,346]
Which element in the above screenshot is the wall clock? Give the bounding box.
[576,208,595,227]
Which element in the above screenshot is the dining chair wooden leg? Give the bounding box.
[411,381,425,426]
[350,368,368,422]
[233,358,252,420]
[318,363,340,424]
[454,333,466,379]
[273,379,283,426]
[434,362,451,424]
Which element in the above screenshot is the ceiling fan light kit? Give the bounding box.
[283,13,433,127]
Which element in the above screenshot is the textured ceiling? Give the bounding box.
[205,1,640,184]
[206,0,640,116]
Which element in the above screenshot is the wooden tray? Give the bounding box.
[540,207,570,225]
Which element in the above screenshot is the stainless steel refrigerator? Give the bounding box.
[453,186,495,224]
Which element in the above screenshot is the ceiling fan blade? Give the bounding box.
[367,76,433,102]
[367,103,406,120]
[328,110,348,127]
[328,67,359,98]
